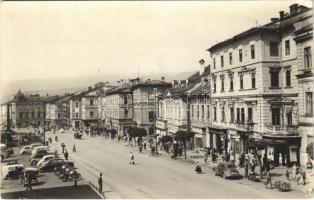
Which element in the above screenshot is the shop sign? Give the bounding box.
[168,125,178,133]
[156,120,167,129]
[264,138,287,145]
[192,127,203,134]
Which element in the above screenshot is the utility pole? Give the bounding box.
[154,88,158,155]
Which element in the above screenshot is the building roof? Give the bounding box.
[70,85,106,100]
[131,80,172,90]
[48,94,74,104]
[189,84,210,96]
[105,84,132,95]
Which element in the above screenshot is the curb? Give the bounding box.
[88,181,105,199]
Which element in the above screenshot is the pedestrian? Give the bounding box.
[292,164,297,180]
[302,171,307,185]
[73,144,76,153]
[64,149,69,160]
[74,172,78,188]
[262,154,268,175]
[204,148,208,164]
[130,152,135,165]
[98,173,103,193]
[143,143,147,151]
[26,174,32,191]
[139,145,142,153]
[286,170,290,181]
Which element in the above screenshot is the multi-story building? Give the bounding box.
[1,90,57,128]
[131,78,171,135]
[157,64,211,142]
[293,8,313,166]
[69,82,110,129]
[46,94,72,128]
[207,4,311,166]
[103,83,133,135]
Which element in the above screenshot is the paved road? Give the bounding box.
[47,131,306,199]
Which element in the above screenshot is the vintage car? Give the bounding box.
[1,164,24,180]
[36,154,57,167]
[213,162,241,179]
[30,143,44,149]
[39,159,74,172]
[4,159,20,166]
[20,145,32,155]
[30,146,57,160]
[19,167,39,186]
[74,132,82,139]
[1,143,14,161]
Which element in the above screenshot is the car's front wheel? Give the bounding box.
[31,160,38,166]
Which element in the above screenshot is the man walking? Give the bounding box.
[130,152,135,165]
[98,173,103,193]
[64,149,69,160]
[73,144,76,153]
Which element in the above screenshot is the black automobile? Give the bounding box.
[39,159,74,172]
[213,162,241,179]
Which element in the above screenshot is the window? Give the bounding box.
[251,45,255,59]
[286,70,291,87]
[90,100,94,106]
[306,92,313,117]
[304,47,312,69]
[58,113,61,119]
[251,73,256,88]
[191,105,194,118]
[197,105,200,118]
[241,108,245,123]
[213,58,216,69]
[124,110,129,118]
[19,112,23,119]
[213,78,217,93]
[229,52,232,65]
[271,107,281,126]
[221,106,225,122]
[207,105,210,120]
[75,113,79,118]
[230,76,234,91]
[239,49,243,62]
[270,42,279,57]
[38,112,41,118]
[240,74,244,89]
[287,111,292,126]
[236,108,240,122]
[221,55,224,68]
[221,77,225,92]
[149,111,154,121]
[32,112,35,119]
[75,102,79,108]
[213,107,217,121]
[90,111,94,118]
[230,107,234,123]
[285,40,290,55]
[270,70,279,87]
[201,105,204,120]
[248,107,253,122]
[124,96,128,104]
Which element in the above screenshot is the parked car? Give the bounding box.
[5,159,20,166]
[1,164,24,179]
[19,168,39,186]
[35,154,57,167]
[1,144,13,161]
[39,159,74,172]
[30,143,43,150]
[30,146,57,160]
[20,145,32,155]
[213,162,241,179]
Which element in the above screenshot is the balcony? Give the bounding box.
[234,121,255,131]
[265,124,298,135]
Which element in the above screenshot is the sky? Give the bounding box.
[1,0,312,84]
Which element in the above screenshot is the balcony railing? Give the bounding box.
[234,121,255,131]
[265,123,298,134]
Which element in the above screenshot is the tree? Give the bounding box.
[307,142,313,160]
[174,130,194,160]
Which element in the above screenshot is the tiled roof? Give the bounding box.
[189,84,210,96]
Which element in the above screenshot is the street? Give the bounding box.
[47,131,306,199]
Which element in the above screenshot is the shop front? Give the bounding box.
[208,126,228,154]
[156,119,168,137]
[191,126,206,150]
[262,135,301,167]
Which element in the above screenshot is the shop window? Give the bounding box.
[271,107,281,126]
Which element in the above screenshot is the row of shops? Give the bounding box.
[156,119,302,167]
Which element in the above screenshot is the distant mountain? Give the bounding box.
[0,70,196,102]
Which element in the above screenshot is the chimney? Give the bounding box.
[289,4,298,15]
[199,59,205,75]
[161,76,165,81]
[279,11,285,20]
[270,18,279,23]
